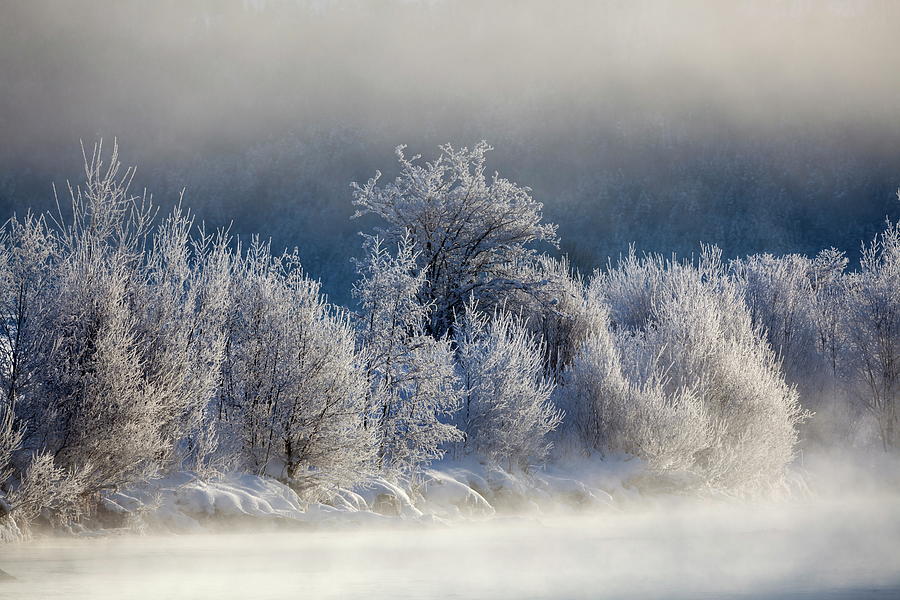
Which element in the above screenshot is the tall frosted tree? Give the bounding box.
[24,144,174,493]
[218,238,373,498]
[455,307,561,470]
[353,234,462,476]
[844,219,900,449]
[352,142,558,338]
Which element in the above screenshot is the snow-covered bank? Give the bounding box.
[83,450,843,535]
[7,447,891,540]
[90,456,646,534]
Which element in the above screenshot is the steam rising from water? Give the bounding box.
[1,492,898,599]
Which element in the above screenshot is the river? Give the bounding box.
[1,495,898,599]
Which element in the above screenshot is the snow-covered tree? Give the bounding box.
[844,219,900,449]
[0,212,58,423]
[0,143,237,529]
[807,248,850,382]
[732,249,860,445]
[24,143,174,494]
[352,142,558,338]
[454,307,561,469]
[218,238,373,498]
[499,255,606,380]
[353,234,462,476]
[732,253,819,384]
[565,311,713,476]
[0,206,87,535]
[138,205,232,470]
[567,248,806,492]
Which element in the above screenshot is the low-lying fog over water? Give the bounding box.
[2,496,899,600]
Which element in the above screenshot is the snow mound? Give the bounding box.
[173,474,305,520]
[418,469,495,518]
[104,472,307,531]
[353,477,423,518]
[94,455,639,534]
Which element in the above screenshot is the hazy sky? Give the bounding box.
[3,0,899,163]
[2,0,899,300]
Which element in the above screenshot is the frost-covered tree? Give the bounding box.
[0,210,87,535]
[352,142,558,338]
[732,253,819,384]
[454,307,561,469]
[353,234,462,476]
[0,213,57,422]
[565,310,713,476]
[0,143,238,529]
[499,255,606,379]
[138,205,232,469]
[844,219,900,449]
[567,249,806,491]
[807,248,850,382]
[218,238,373,497]
[22,143,176,494]
[731,249,859,445]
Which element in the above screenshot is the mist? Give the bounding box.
[2,0,899,302]
[2,2,900,597]
[3,492,900,599]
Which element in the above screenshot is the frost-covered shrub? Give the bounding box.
[1,450,88,537]
[569,249,805,491]
[732,253,819,383]
[0,143,239,529]
[0,210,88,536]
[565,308,713,476]
[732,250,861,445]
[597,248,669,332]
[499,255,606,379]
[353,234,461,476]
[807,248,850,382]
[843,220,900,449]
[21,144,193,494]
[219,238,373,498]
[454,308,561,469]
[352,142,558,338]
[137,206,233,469]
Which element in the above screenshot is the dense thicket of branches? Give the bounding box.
[0,142,896,536]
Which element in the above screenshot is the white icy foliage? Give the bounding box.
[567,248,806,492]
[565,305,712,477]
[454,306,562,469]
[498,255,607,379]
[218,237,374,499]
[843,219,900,449]
[732,253,821,383]
[0,142,240,534]
[139,205,233,470]
[353,234,462,476]
[731,249,858,444]
[4,139,897,534]
[352,142,558,337]
[26,144,188,492]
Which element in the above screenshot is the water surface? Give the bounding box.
[1,497,898,599]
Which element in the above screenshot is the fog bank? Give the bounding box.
[2,0,899,302]
[2,493,899,599]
